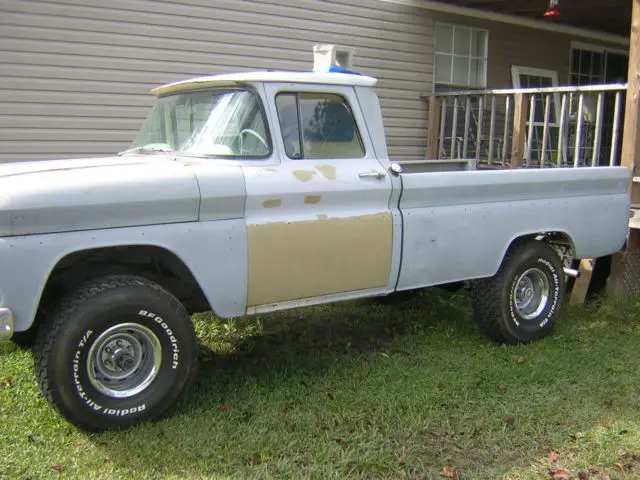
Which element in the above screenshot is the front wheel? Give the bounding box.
[34,275,198,431]
[471,240,565,344]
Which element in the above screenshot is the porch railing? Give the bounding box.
[422,84,628,169]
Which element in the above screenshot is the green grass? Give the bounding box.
[1,288,640,479]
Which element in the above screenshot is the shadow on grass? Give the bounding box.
[89,289,640,479]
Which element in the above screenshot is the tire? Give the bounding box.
[471,240,565,344]
[34,274,198,432]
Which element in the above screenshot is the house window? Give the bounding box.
[511,66,562,165]
[275,92,365,160]
[435,23,488,89]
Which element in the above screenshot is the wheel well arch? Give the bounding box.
[34,245,211,330]
[504,231,576,266]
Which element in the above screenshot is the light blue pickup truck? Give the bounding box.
[0,68,631,431]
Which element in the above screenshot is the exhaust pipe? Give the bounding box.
[563,267,581,279]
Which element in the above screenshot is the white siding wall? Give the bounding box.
[0,0,435,162]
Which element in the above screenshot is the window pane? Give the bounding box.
[435,53,453,84]
[453,26,471,56]
[275,93,302,159]
[470,58,484,86]
[470,30,486,58]
[299,93,365,159]
[436,24,453,53]
[452,57,470,85]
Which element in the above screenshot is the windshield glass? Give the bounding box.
[128,89,271,157]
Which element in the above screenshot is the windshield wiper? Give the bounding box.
[117,145,174,156]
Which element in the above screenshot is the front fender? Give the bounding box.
[0,220,247,332]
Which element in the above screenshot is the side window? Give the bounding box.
[274,92,365,159]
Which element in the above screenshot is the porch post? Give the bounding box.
[608,0,640,296]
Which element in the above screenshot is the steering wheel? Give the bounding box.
[239,128,269,155]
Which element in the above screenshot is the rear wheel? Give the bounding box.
[34,274,198,431]
[471,240,565,344]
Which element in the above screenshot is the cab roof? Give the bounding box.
[150,70,378,97]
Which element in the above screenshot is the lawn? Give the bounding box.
[1,288,639,480]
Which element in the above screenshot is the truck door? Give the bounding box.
[242,84,395,309]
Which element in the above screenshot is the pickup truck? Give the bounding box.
[0,68,631,432]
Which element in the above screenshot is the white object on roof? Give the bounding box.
[151,70,377,96]
[313,44,355,72]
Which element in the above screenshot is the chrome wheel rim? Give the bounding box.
[514,268,550,320]
[87,323,162,398]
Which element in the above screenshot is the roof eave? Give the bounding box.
[378,0,629,47]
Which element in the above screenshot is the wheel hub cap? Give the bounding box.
[87,323,162,399]
[514,268,550,320]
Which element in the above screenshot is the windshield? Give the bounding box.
[128,89,271,157]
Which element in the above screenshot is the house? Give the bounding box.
[0,0,630,163]
[1,0,638,295]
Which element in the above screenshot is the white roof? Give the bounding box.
[151,70,378,96]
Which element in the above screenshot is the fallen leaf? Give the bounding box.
[517,356,526,363]
[549,450,558,462]
[506,415,515,425]
[618,449,627,457]
[613,463,624,473]
[219,404,229,411]
[1,376,12,388]
[442,464,459,479]
[52,464,63,473]
[498,384,508,392]
[549,469,571,480]
[335,438,347,451]
[251,454,261,465]
[601,400,613,407]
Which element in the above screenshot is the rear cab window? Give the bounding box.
[274,92,365,160]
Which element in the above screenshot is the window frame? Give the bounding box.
[434,22,489,90]
[273,90,367,160]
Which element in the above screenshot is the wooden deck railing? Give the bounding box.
[422,84,628,169]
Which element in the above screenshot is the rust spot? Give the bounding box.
[317,214,329,221]
[293,169,317,182]
[316,164,337,180]
[304,194,322,205]
[262,199,282,209]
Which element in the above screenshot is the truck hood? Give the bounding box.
[0,154,202,237]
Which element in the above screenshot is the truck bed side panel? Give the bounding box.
[396,166,631,290]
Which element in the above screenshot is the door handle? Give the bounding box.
[359,170,386,179]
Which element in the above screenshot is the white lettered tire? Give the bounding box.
[34,275,198,431]
[471,240,565,344]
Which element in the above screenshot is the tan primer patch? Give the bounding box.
[292,170,317,182]
[246,212,393,306]
[262,199,282,209]
[304,195,322,205]
[316,164,337,180]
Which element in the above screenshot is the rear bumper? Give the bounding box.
[0,308,14,341]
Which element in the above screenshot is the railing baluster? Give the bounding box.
[574,93,584,167]
[526,94,536,167]
[502,95,511,166]
[475,95,484,163]
[556,93,567,167]
[591,92,604,167]
[610,91,622,166]
[438,97,447,159]
[488,95,496,165]
[463,96,471,158]
[540,94,551,168]
[451,96,459,160]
